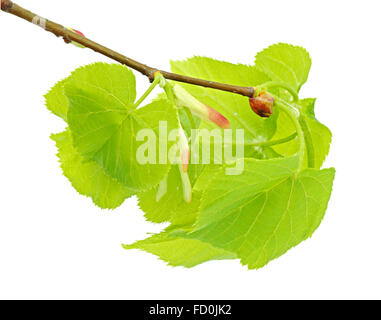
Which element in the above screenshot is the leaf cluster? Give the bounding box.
[46,43,335,269]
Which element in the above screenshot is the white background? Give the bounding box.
[0,0,380,300]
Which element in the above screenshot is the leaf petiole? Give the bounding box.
[158,75,176,103]
[158,75,193,203]
[259,82,299,102]
[299,115,316,168]
[248,132,297,148]
[134,73,162,108]
[275,99,305,172]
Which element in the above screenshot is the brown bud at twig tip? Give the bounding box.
[249,92,274,118]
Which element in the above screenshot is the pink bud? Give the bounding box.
[206,105,230,129]
[70,28,85,37]
[173,84,230,130]
[176,126,192,203]
[178,127,190,173]
[179,166,192,203]
[66,27,86,48]
[181,149,190,173]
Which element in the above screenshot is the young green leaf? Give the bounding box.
[180,157,335,269]
[43,44,335,270]
[138,165,203,225]
[65,63,179,191]
[51,130,133,209]
[299,98,332,168]
[45,78,69,121]
[123,227,236,268]
[271,98,332,168]
[255,43,312,93]
[138,159,233,225]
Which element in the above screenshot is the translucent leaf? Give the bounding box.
[272,98,332,168]
[45,78,69,121]
[300,98,332,168]
[255,43,312,92]
[123,227,236,268]
[182,157,335,269]
[51,130,133,209]
[65,63,179,191]
[138,147,281,225]
[138,165,203,225]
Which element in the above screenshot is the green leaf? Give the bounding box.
[272,98,332,168]
[178,107,201,137]
[138,165,203,225]
[123,227,236,268]
[44,44,335,270]
[51,130,133,209]
[138,143,281,225]
[137,162,220,225]
[182,157,335,269]
[255,43,311,92]
[171,57,277,142]
[45,63,137,122]
[45,78,69,121]
[300,98,332,168]
[66,63,179,191]
[69,62,137,105]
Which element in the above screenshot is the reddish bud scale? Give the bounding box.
[206,105,230,129]
[181,149,190,173]
[177,126,190,173]
[249,92,274,118]
[70,28,85,37]
[66,27,86,48]
[172,85,230,130]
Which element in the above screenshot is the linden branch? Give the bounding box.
[0,0,257,99]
